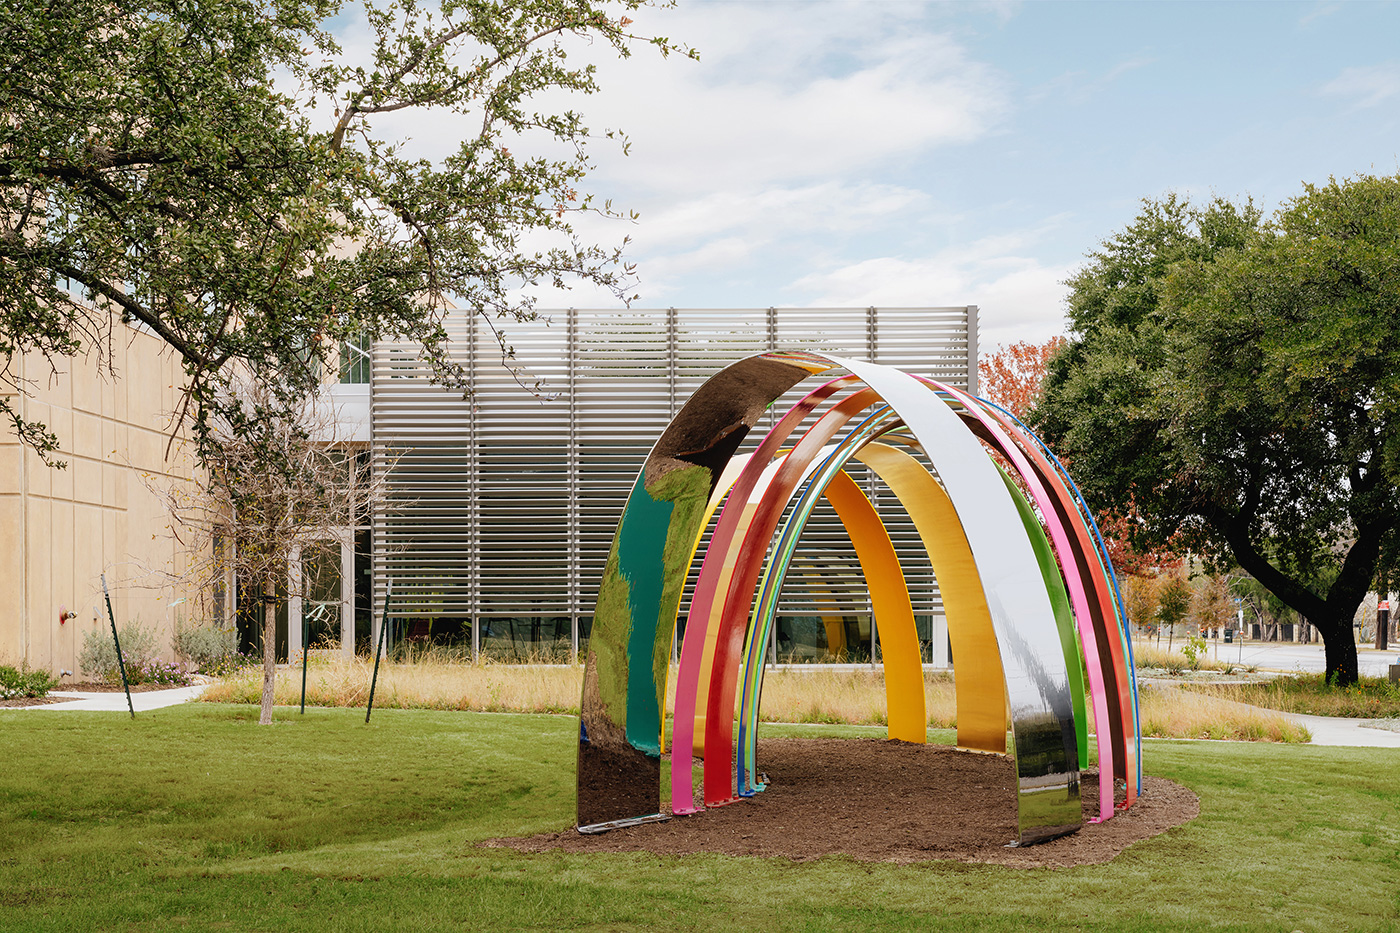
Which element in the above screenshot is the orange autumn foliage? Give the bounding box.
[979,336,1181,576]
[977,337,1065,422]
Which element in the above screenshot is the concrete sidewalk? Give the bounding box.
[1141,677,1400,749]
[21,684,209,712]
[1286,712,1400,748]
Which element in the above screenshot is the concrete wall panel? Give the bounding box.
[2,313,202,674]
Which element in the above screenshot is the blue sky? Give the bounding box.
[524,0,1400,350]
[340,1,1400,351]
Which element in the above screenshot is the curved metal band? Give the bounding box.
[954,395,1139,806]
[996,464,1089,766]
[854,441,1018,755]
[976,400,1144,801]
[669,373,863,814]
[694,387,885,808]
[686,453,794,757]
[827,358,1080,842]
[735,416,926,796]
[579,356,834,828]
[922,380,1115,823]
[580,352,1084,844]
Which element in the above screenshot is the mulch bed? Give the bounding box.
[49,681,176,693]
[0,695,73,708]
[491,737,1198,868]
[0,682,181,708]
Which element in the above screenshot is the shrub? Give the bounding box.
[201,651,259,678]
[0,664,59,699]
[126,659,194,687]
[1181,634,1208,669]
[173,623,240,673]
[79,622,158,684]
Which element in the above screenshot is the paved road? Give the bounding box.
[1199,640,1400,678]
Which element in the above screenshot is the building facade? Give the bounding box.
[301,306,979,665]
[4,306,979,673]
[1,314,201,676]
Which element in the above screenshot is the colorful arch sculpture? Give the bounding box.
[576,352,1141,845]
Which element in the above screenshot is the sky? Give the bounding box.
[348,1,1400,352]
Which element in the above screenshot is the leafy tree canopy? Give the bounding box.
[1034,176,1400,684]
[0,0,689,460]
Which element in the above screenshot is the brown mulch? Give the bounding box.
[491,737,1198,868]
[50,681,174,693]
[0,695,72,708]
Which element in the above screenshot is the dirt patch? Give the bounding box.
[0,682,181,708]
[50,681,176,693]
[0,695,73,708]
[491,738,1198,867]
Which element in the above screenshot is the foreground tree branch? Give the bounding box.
[0,0,693,467]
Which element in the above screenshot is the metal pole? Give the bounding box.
[300,615,309,714]
[100,574,135,719]
[870,614,878,671]
[366,583,393,723]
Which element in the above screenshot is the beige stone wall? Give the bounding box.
[0,316,202,676]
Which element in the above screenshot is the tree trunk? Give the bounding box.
[259,574,277,725]
[1216,506,1379,688]
[1313,613,1359,686]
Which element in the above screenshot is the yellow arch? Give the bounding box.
[854,441,1007,754]
[819,469,926,742]
[685,451,929,751]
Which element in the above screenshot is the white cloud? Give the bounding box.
[322,0,1007,192]
[327,0,1048,335]
[584,1,1010,193]
[1319,63,1400,109]
[786,229,1073,349]
[637,180,930,250]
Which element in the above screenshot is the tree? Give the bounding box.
[1231,572,1298,642]
[1189,573,1230,637]
[1121,573,1160,635]
[981,336,1181,575]
[160,376,385,724]
[0,0,691,465]
[1156,572,1191,650]
[1034,178,1400,685]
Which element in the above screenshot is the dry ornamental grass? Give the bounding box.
[202,654,1309,741]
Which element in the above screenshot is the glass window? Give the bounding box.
[340,333,371,384]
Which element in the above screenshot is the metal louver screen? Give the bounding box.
[370,307,976,658]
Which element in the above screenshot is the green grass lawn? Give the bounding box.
[1,705,1397,932]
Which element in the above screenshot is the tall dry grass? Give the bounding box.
[201,657,1310,742]
[754,668,957,728]
[1131,640,1234,673]
[200,655,583,713]
[200,658,959,725]
[1186,675,1400,719]
[1138,685,1310,742]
